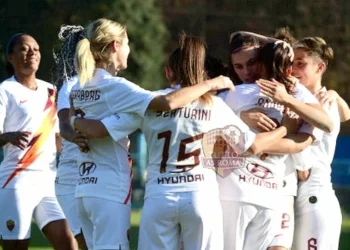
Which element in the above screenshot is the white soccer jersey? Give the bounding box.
[56,75,79,187]
[219,82,323,209]
[281,158,298,196]
[71,68,156,204]
[102,87,256,198]
[296,87,341,213]
[0,76,57,191]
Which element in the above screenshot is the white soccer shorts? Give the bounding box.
[293,192,342,250]
[138,191,223,250]
[269,195,295,249]
[56,184,82,237]
[0,187,65,240]
[76,197,131,250]
[221,200,278,250]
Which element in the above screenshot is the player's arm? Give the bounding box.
[257,79,334,133]
[72,113,141,141]
[297,170,311,181]
[316,90,350,122]
[244,110,301,155]
[72,118,109,139]
[58,109,76,142]
[262,133,314,154]
[335,95,350,122]
[229,31,277,45]
[0,131,31,149]
[147,76,234,111]
[0,89,31,149]
[55,132,62,153]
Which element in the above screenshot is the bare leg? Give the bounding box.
[42,219,77,250]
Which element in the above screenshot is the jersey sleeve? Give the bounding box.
[105,78,157,117]
[0,88,8,132]
[101,113,142,142]
[220,90,240,114]
[57,83,71,112]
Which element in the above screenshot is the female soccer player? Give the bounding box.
[70,32,301,250]
[219,40,327,250]
[70,18,233,250]
[53,25,88,250]
[257,37,344,250]
[291,37,342,250]
[0,34,76,250]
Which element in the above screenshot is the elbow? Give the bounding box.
[323,121,334,133]
[341,113,350,123]
[163,96,178,111]
[151,96,173,111]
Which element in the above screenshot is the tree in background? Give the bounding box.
[0,0,169,90]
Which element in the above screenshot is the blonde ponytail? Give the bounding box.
[74,18,127,87]
[75,38,96,87]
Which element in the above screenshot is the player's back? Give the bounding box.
[71,69,154,203]
[141,87,252,198]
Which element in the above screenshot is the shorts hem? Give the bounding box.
[38,216,66,230]
[0,235,31,240]
[94,245,129,250]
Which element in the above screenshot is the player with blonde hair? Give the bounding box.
[70,18,234,250]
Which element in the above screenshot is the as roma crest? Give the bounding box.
[6,219,15,231]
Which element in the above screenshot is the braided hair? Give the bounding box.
[53,25,85,91]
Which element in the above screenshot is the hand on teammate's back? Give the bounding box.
[257,78,289,104]
[281,107,302,134]
[208,75,235,91]
[315,90,338,106]
[240,108,278,132]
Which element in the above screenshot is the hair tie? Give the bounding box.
[274,40,294,62]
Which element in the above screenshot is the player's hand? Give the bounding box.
[240,108,278,132]
[297,169,311,181]
[74,132,90,153]
[257,78,290,105]
[207,75,235,91]
[280,107,302,134]
[315,90,338,106]
[4,131,31,150]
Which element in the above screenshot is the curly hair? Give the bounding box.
[53,25,85,90]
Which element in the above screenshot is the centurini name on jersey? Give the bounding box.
[156,107,211,121]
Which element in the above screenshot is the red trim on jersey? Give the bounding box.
[123,170,133,204]
[2,89,57,188]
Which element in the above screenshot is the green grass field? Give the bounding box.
[2,210,349,250]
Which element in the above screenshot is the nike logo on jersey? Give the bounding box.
[19,100,28,104]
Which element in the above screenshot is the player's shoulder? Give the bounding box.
[211,95,232,110]
[95,68,135,87]
[0,76,17,90]
[221,83,258,106]
[63,75,79,90]
[228,83,258,97]
[293,80,311,96]
[152,87,175,95]
[293,80,318,102]
[37,78,55,90]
